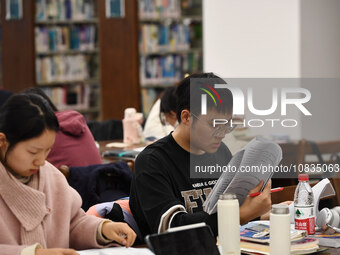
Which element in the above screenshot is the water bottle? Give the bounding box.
[123,108,143,144]
[270,204,290,255]
[294,174,315,234]
[218,193,240,255]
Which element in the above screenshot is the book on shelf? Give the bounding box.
[36,54,98,83]
[203,137,282,215]
[139,23,190,53]
[139,0,203,117]
[36,0,96,21]
[140,53,201,87]
[139,0,181,20]
[41,84,98,111]
[35,25,96,53]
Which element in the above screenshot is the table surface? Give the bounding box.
[98,140,145,154]
[98,140,147,169]
[319,248,339,254]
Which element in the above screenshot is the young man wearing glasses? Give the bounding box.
[129,73,271,238]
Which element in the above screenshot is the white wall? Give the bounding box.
[203,0,302,139]
[203,0,300,78]
[300,0,340,141]
[203,0,340,141]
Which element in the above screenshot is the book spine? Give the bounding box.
[139,23,190,53]
[139,0,181,19]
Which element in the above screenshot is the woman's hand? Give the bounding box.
[101,221,137,248]
[36,248,79,255]
[239,180,272,224]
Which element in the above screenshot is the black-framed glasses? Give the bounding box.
[191,113,237,137]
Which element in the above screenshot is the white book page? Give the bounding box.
[78,247,154,255]
[203,150,244,214]
[225,140,282,205]
[204,137,282,215]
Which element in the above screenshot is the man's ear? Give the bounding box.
[180,110,191,126]
[0,133,7,148]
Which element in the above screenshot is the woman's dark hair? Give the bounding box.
[22,87,58,112]
[175,72,233,122]
[0,93,59,151]
[160,86,177,114]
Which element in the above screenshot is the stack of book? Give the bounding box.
[313,232,340,248]
[240,221,319,255]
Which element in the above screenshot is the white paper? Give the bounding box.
[78,247,154,255]
[204,137,282,215]
[105,142,129,148]
[289,178,336,223]
[133,147,146,152]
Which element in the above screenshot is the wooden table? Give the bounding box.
[319,248,340,254]
[99,140,147,171]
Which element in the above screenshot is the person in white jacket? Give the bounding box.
[143,87,178,140]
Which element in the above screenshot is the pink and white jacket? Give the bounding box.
[0,161,106,255]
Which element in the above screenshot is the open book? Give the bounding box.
[78,247,153,255]
[203,137,282,215]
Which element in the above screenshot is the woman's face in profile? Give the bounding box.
[1,129,56,177]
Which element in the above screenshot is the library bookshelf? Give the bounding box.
[138,0,203,116]
[0,0,140,120]
[35,0,100,119]
[0,0,202,119]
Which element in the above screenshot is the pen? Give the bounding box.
[249,187,284,197]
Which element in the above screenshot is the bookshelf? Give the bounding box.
[138,0,203,116]
[35,0,100,120]
[0,0,140,120]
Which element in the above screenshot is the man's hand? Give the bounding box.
[260,200,293,220]
[239,180,272,225]
[102,221,137,248]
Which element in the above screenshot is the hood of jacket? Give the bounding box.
[56,110,86,137]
